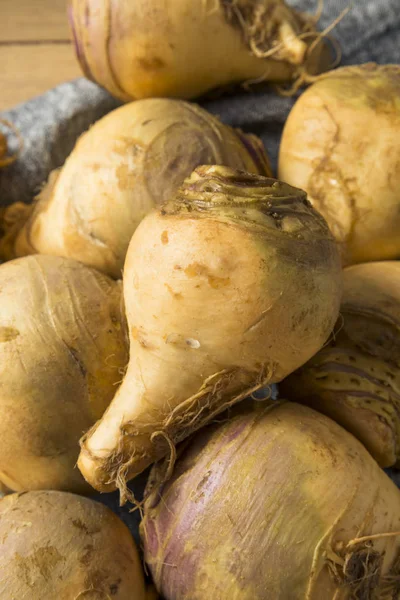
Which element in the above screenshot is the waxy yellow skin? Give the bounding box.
[0,255,128,493]
[0,491,146,599]
[279,63,400,266]
[78,166,342,494]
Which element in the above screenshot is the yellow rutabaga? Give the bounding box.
[141,402,400,600]
[68,0,320,101]
[0,491,146,599]
[279,63,400,265]
[281,261,400,468]
[78,166,342,498]
[0,99,271,278]
[0,255,128,493]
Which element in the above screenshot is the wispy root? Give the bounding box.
[326,532,400,599]
[225,0,351,96]
[321,312,344,350]
[82,364,275,506]
[274,5,351,97]
[223,0,314,64]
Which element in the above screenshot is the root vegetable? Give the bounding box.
[278,63,400,265]
[0,255,128,493]
[280,261,400,468]
[68,0,319,102]
[0,99,271,278]
[141,402,400,600]
[0,490,146,599]
[78,165,342,497]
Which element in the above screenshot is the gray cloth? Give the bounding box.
[0,0,399,540]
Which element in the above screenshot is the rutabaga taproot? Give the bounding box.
[0,491,146,599]
[0,255,128,494]
[278,63,400,265]
[68,0,319,101]
[280,261,400,468]
[141,402,400,600]
[78,166,342,497]
[0,99,271,278]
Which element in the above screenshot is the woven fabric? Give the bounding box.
[0,0,399,534]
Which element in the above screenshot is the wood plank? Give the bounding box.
[0,44,81,110]
[0,0,71,42]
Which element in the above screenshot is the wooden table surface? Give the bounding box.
[0,0,81,111]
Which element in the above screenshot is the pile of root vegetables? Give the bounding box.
[1,2,400,599]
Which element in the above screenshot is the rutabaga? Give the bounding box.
[279,63,400,265]
[0,255,128,493]
[281,261,400,468]
[142,402,400,600]
[0,491,146,599]
[78,166,342,497]
[0,99,271,277]
[68,0,320,101]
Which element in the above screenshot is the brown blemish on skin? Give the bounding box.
[113,138,144,158]
[137,56,166,70]
[109,578,122,595]
[165,283,182,300]
[66,346,87,378]
[131,326,154,349]
[184,263,230,289]
[15,546,64,586]
[207,275,230,289]
[0,327,19,342]
[72,519,101,535]
[84,568,111,592]
[116,163,135,191]
[196,470,212,492]
[72,518,90,533]
[161,231,169,244]
[184,263,208,278]
[80,544,94,567]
